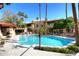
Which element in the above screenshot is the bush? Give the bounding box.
[34,46,59,52]
[34,46,40,49]
[67,46,79,53]
[50,48,60,52]
[59,48,74,54]
[34,46,75,54]
[75,43,79,46]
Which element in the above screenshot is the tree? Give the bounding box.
[45,3,48,35]
[21,23,27,28]
[18,11,28,18]
[1,10,28,28]
[17,11,28,27]
[65,3,68,28]
[78,3,79,19]
[53,20,65,29]
[65,18,74,32]
[1,10,18,23]
[16,18,24,27]
[72,3,79,44]
[66,3,67,20]
[1,10,16,23]
[39,27,45,35]
[38,3,41,49]
[36,17,39,20]
[53,17,74,34]
[64,17,74,30]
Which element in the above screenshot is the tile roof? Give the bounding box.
[0,22,17,28]
[27,19,63,25]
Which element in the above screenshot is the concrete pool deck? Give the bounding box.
[22,47,66,56]
[0,42,75,56]
[0,42,28,56]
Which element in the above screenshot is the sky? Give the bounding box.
[0,3,78,23]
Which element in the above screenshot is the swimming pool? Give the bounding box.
[18,35,75,47]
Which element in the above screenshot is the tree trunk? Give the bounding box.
[38,3,41,49]
[66,3,67,19]
[78,3,79,32]
[45,3,48,35]
[64,3,68,36]
[78,3,79,20]
[72,3,79,44]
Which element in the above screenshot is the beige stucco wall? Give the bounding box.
[8,28,16,36]
[0,28,3,37]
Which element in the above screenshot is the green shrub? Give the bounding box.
[59,48,65,53]
[34,46,39,49]
[75,43,79,46]
[59,48,74,54]
[50,48,60,52]
[67,46,79,53]
[34,46,59,52]
[34,46,74,54]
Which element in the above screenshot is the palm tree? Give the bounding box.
[72,3,79,44]
[36,17,39,20]
[17,11,28,27]
[64,3,68,35]
[18,11,28,18]
[78,3,79,19]
[45,3,48,35]
[38,3,41,49]
[66,3,67,19]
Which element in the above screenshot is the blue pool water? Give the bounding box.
[18,35,75,47]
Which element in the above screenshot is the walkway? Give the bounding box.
[22,47,66,56]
